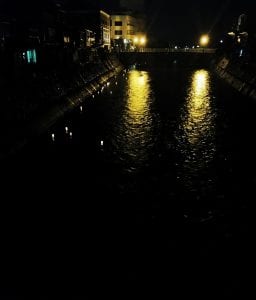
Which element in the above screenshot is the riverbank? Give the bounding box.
[215,55,256,100]
[0,52,122,159]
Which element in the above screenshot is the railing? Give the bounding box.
[121,48,216,54]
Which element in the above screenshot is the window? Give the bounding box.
[64,36,70,43]
[115,21,122,26]
[115,30,122,35]
[26,49,37,64]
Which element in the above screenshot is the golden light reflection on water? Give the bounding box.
[184,69,212,145]
[178,69,216,182]
[127,71,151,126]
[119,70,154,169]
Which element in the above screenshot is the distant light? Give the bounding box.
[237,37,241,43]
[200,35,210,46]
[51,133,55,142]
[228,32,235,37]
[65,126,69,134]
[239,49,243,57]
[134,37,139,44]
[174,46,178,49]
[220,40,223,43]
[101,140,104,146]
[140,37,146,46]
[69,132,73,138]
[192,46,195,49]
[80,106,83,112]
[26,49,37,64]
[197,45,200,48]
[92,95,95,99]
[124,39,128,44]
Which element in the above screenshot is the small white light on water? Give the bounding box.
[92,95,95,99]
[101,140,104,146]
[80,106,83,112]
[65,127,69,134]
[70,132,73,138]
[51,133,55,141]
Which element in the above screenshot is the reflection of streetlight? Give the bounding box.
[200,35,209,47]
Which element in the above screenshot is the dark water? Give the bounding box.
[1,66,256,294]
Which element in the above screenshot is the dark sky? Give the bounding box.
[105,0,256,45]
[1,0,256,45]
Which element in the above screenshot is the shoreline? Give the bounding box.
[0,53,123,159]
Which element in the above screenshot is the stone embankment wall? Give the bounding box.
[0,52,122,158]
[215,56,256,100]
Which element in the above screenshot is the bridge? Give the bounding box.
[121,48,216,54]
[118,48,216,68]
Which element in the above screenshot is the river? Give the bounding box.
[1,64,255,294]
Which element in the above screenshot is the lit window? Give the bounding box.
[64,36,70,43]
[26,49,37,64]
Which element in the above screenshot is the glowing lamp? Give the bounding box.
[200,35,209,46]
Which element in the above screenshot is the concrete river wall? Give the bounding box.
[0,53,123,159]
[215,56,256,100]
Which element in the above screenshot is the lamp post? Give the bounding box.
[134,36,147,51]
[134,37,139,51]
[200,35,209,47]
[199,34,210,53]
[140,36,146,52]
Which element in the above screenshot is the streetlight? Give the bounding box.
[140,36,146,46]
[133,36,147,51]
[200,34,210,47]
[134,37,139,45]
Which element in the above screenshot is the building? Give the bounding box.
[68,9,110,49]
[110,12,146,50]
[100,10,111,49]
